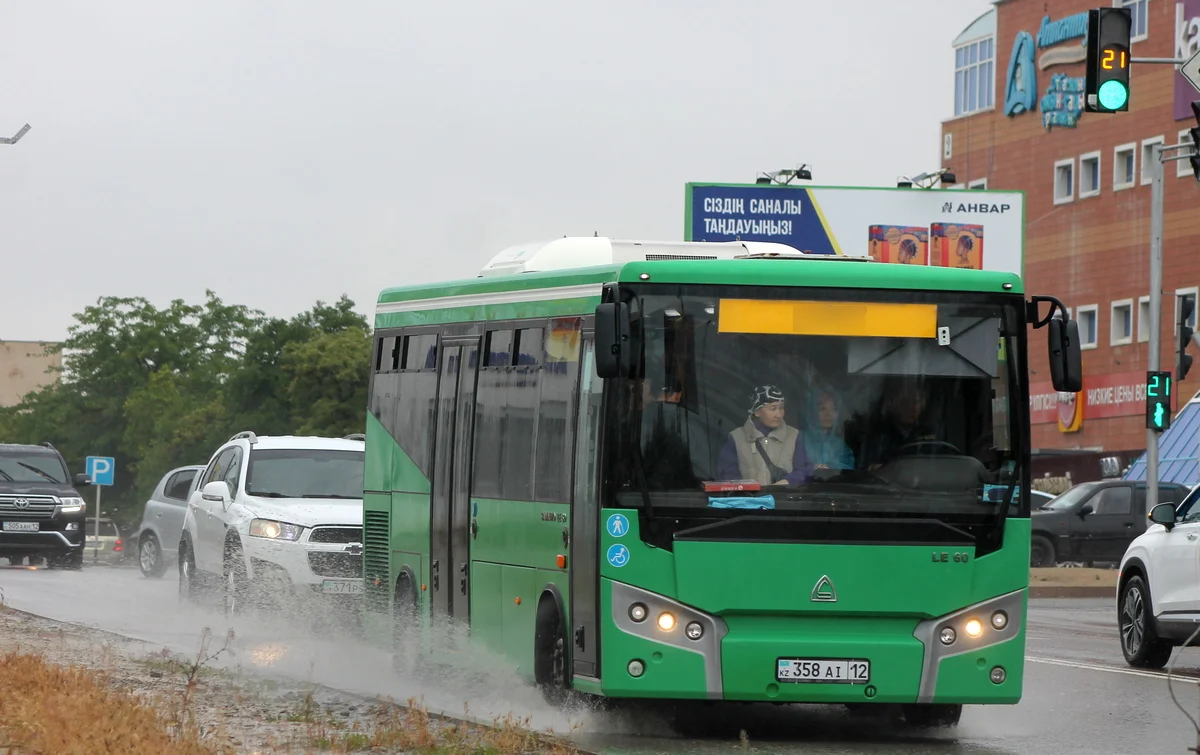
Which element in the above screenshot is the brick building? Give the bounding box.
[942,0,1200,460]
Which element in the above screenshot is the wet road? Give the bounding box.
[0,565,1197,754]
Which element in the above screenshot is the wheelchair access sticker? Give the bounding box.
[606,543,630,568]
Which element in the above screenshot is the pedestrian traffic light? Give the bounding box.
[1189,101,1200,181]
[1146,370,1173,431]
[1179,294,1196,380]
[1085,7,1132,113]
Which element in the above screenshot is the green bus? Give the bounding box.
[361,236,1081,727]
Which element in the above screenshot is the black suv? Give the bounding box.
[1029,479,1190,567]
[0,443,91,569]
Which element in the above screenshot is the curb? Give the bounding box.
[1030,585,1115,599]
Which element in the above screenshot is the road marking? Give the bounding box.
[1027,655,1200,684]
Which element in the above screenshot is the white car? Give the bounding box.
[1117,483,1200,668]
[177,431,366,620]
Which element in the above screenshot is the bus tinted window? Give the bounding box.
[534,319,581,502]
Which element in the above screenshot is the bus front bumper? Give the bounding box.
[597,581,1026,705]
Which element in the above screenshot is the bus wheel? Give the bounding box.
[534,596,573,708]
[902,703,962,728]
[391,576,419,677]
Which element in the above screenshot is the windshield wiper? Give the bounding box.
[300,494,359,499]
[15,462,60,483]
[246,490,290,498]
[0,468,14,482]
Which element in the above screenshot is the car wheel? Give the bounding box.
[223,542,251,618]
[1030,535,1056,567]
[7,555,25,566]
[178,543,199,603]
[1120,575,1173,668]
[139,533,166,578]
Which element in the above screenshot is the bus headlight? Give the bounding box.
[991,611,1008,630]
[657,612,676,631]
[685,621,703,640]
[940,627,956,645]
[629,603,647,623]
[964,619,983,638]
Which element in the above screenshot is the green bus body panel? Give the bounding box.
[469,499,571,570]
[364,412,393,492]
[377,267,621,304]
[596,509,1029,702]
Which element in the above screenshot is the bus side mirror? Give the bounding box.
[595,301,629,379]
[1048,317,1082,393]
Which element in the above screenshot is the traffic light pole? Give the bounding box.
[1146,142,1196,512]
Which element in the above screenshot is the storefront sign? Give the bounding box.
[1005,14,1088,130]
[1030,371,1154,432]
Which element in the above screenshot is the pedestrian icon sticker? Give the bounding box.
[606,544,630,568]
[606,513,629,538]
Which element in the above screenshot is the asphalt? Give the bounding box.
[0,563,1195,754]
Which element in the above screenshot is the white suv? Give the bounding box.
[1117,483,1200,668]
[177,431,366,621]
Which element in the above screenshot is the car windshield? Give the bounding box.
[245,449,364,500]
[0,451,68,484]
[1041,483,1100,511]
[606,287,1024,529]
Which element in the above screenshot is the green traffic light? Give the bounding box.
[1098,79,1128,110]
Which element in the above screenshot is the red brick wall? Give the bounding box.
[943,0,1200,452]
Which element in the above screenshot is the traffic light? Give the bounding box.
[1147,370,1173,431]
[1085,7,1132,113]
[1179,294,1196,380]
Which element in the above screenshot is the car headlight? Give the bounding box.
[58,497,85,513]
[249,519,304,541]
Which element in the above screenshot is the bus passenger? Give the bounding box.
[861,381,936,469]
[804,390,855,471]
[715,385,811,486]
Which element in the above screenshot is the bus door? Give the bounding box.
[430,338,480,623]
[570,335,602,679]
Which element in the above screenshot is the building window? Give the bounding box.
[1076,304,1099,349]
[1115,0,1149,43]
[1142,136,1165,185]
[1080,151,1101,198]
[1114,143,1137,190]
[1054,158,1075,204]
[1139,295,1151,342]
[968,178,988,190]
[1176,287,1199,334]
[954,36,995,117]
[1111,299,1134,345]
[1179,130,1195,178]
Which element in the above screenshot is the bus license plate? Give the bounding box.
[321,580,364,595]
[776,658,870,684]
[2,522,38,532]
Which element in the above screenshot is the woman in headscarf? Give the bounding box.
[715,384,810,486]
[803,389,855,471]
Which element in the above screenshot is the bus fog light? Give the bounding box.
[685,621,703,640]
[940,627,956,645]
[964,619,983,638]
[990,666,1006,684]
[629,603,647,622]
[628,659,645,677]
[991,611,1008,630]
[657,612,676,631]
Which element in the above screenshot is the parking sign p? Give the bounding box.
[85,456,115,487]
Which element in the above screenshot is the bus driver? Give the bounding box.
[715,384,811,487]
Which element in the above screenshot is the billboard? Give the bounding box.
[684,183,1025,277]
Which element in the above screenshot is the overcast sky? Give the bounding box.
[2,0,993,343]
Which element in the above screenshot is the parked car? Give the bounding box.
[1030,479,1190,567]
[0,442,91,569]
[177,432,365,622]
[1117,483,1200,668]
[1030,489,1056,509]
[135,465,204,577]
[84,517,124,565]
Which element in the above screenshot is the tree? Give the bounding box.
[282,325,372,437]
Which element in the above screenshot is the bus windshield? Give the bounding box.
[605,287,1024,529]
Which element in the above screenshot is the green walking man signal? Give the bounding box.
[1146,370,1173,432]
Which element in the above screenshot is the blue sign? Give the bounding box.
[1036,13,1089,48]
[1004,31,1037,116]
[686,184,840,254]
[1041,73,1086,130]
[85,456,115,487]
[606,543,630,568]
[606,513,629,538]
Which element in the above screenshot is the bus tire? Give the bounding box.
[391,573,419,677]
[534,595,573,708]
[902,703,962,728]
